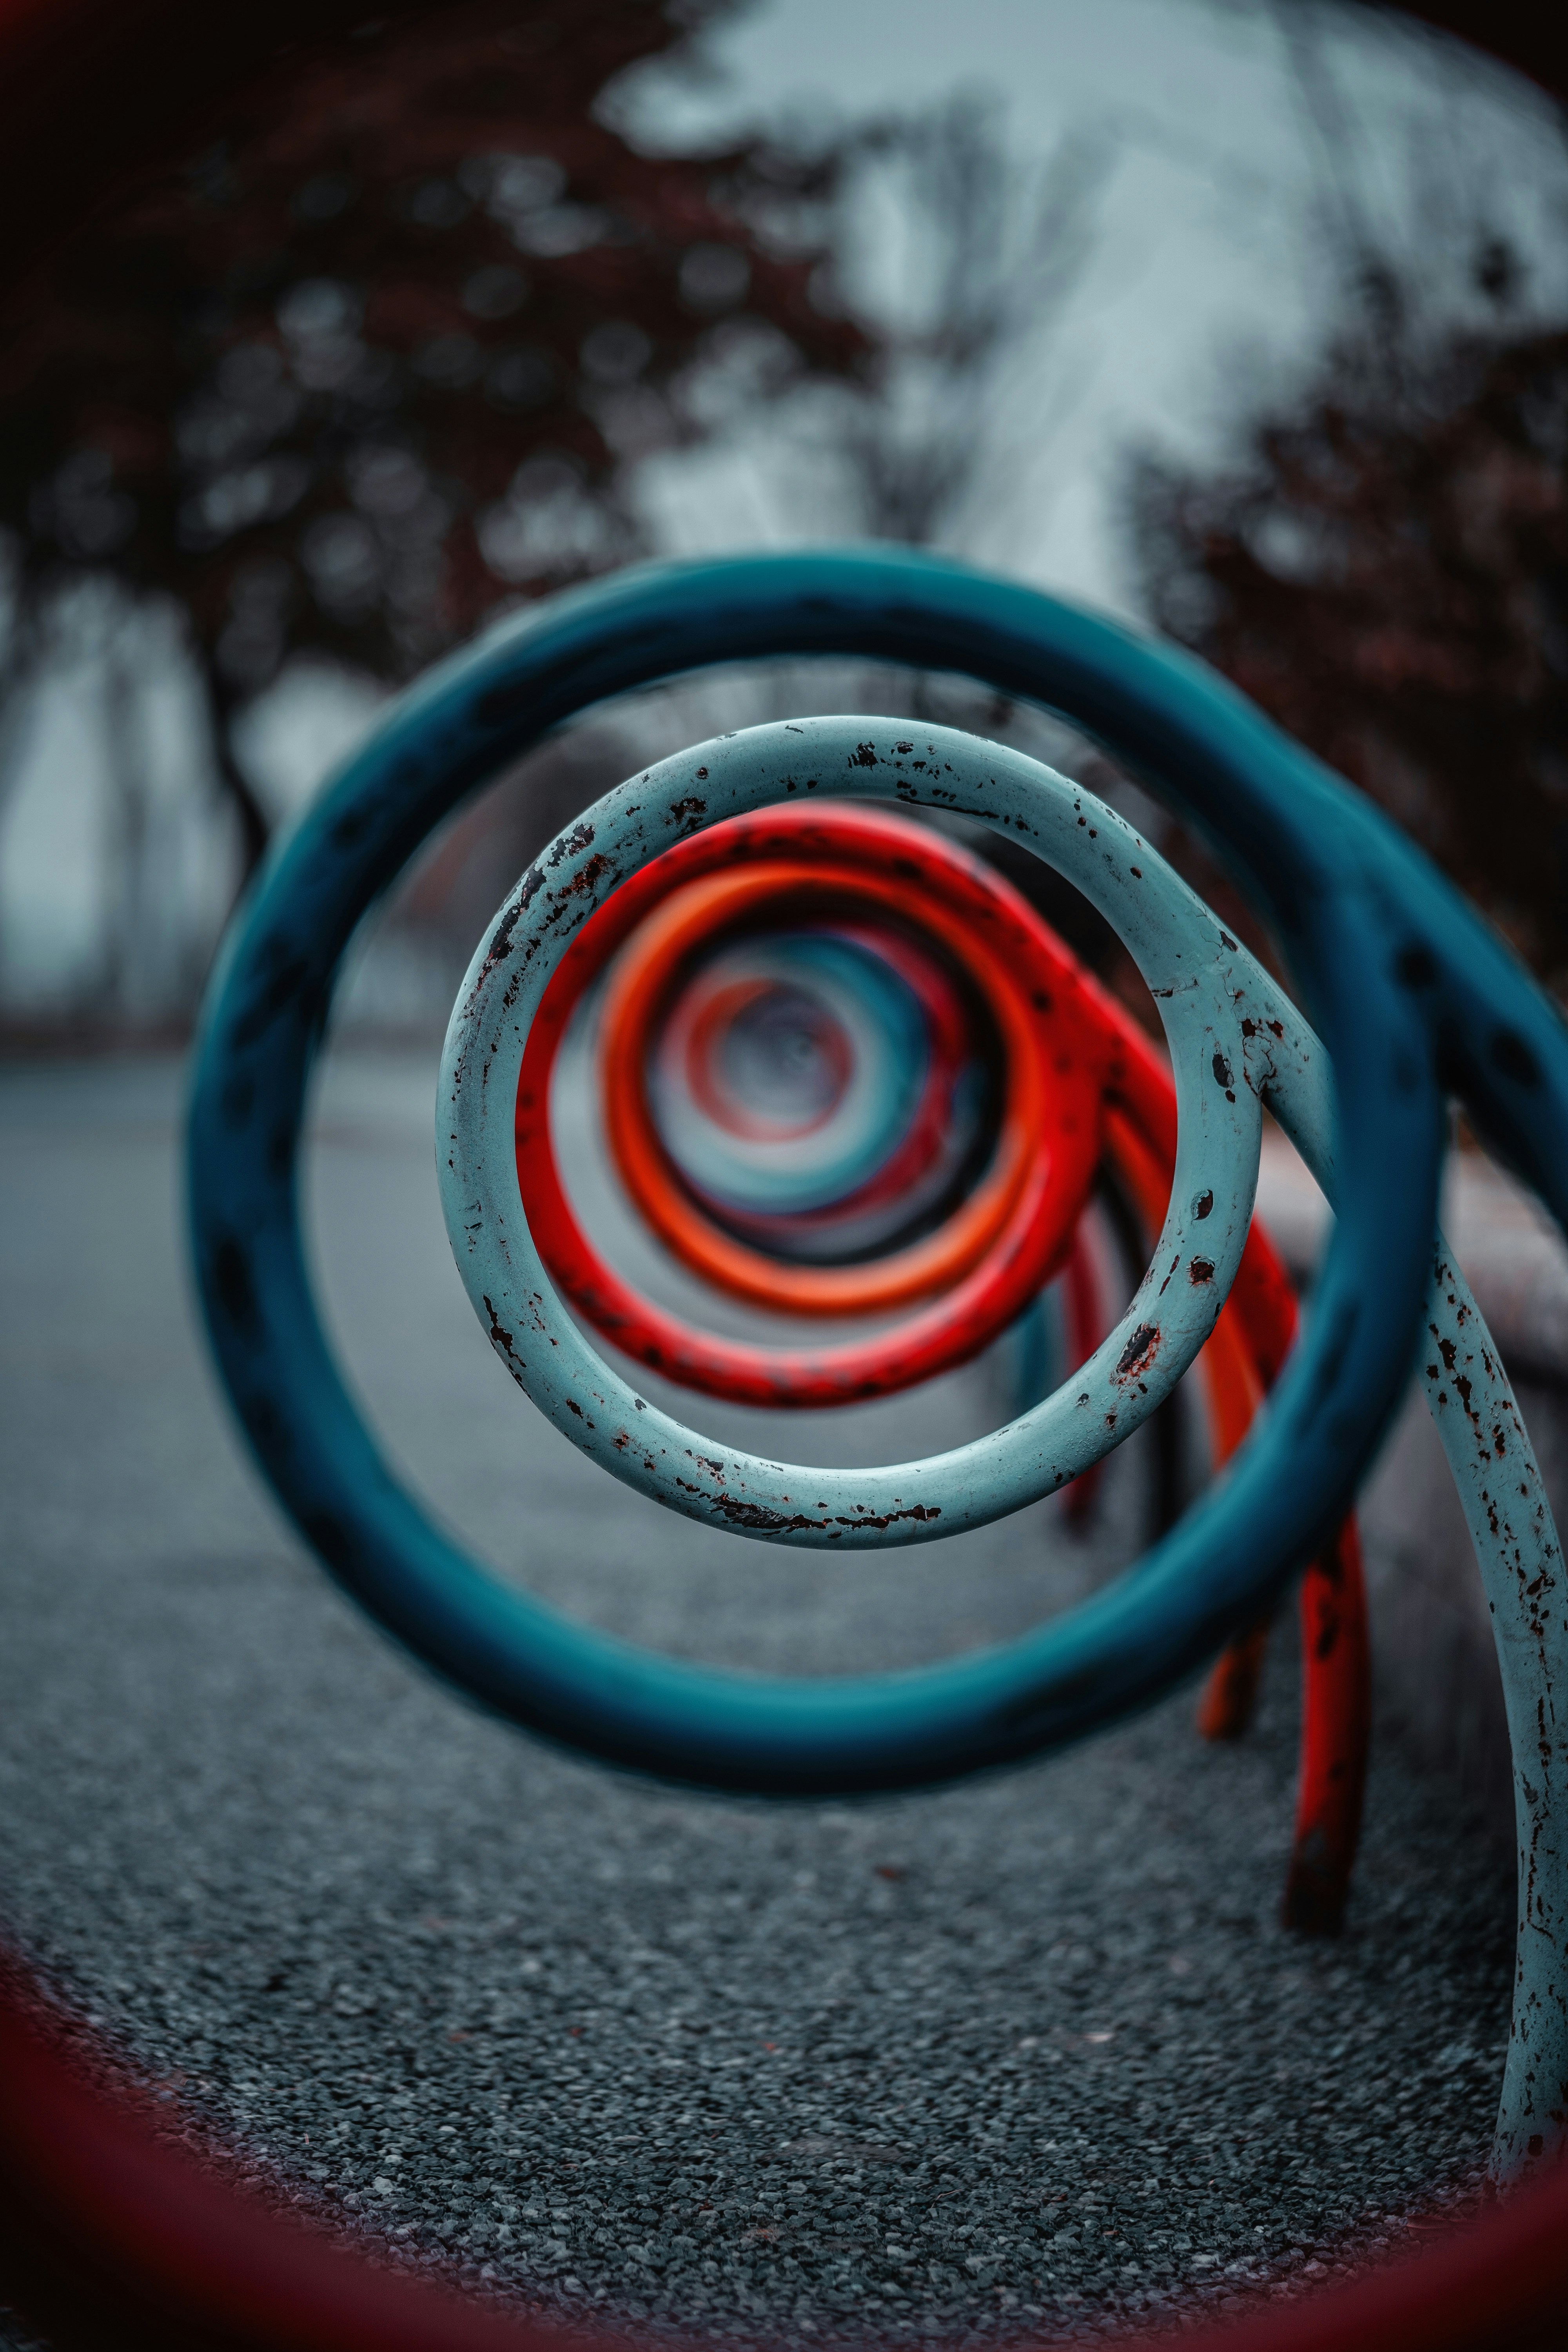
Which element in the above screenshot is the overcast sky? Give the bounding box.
[613,0,1568,610]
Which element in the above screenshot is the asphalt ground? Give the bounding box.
[0,1049,1514,2347]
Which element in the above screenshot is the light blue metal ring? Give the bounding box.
[439,718,1262,1542]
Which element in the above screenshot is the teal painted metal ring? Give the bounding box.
[187,547,1568,1800]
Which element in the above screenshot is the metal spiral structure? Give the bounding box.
[508,786,1372,1932]
[2,5,1566,2342]
[0,534,1561,2352]
[0,529,1559,2348]
[178,551,1568,2214]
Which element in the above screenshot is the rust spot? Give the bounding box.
[1189,1258,1216,1285]
[710,1498,826,1533]
[546,820,595,869]
[556,853,613,900]
[475,895,526,979]
[1193,1189,1214,1220]
[1212,1051,1233,1090]
[849,742,879,768]
[832,1503,941,1531]
[1114,1323,1160,1383]
[482,1295,519,1363]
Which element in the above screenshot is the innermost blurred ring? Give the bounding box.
[645,911,992,1263]
[686,967,856,1143]
[664,935,908,1175]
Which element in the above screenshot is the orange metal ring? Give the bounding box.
[595,859,1041,1318]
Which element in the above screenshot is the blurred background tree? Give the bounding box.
[1131,252,1568,996]
[6,0,1568,1034]
[0,0,864,898]
[1128,8,1568,1000]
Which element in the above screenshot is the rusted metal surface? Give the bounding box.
[441,714,1564,2176]
[187,550,1568,2240]
[440,720,1264,1543]
[1245,950,1568,2181]
[517,791,1373,1930]
[0,0,1564,2324]
[1420,1245,1568,2181]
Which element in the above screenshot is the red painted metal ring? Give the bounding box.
[596,861,1026,1317]
[514,803,1111,1406]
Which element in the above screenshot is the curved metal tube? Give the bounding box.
[185,555,1565,1786]
[187,555,1568,2183]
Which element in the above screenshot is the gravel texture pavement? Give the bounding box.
[0,1051,1514,2347]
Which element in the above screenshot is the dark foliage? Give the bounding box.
[1131,261,1568,990]
[0,0,864,868]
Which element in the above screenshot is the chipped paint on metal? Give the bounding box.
[442,716,1568,2181]
[1421,1247,1568,2185]
[187,553,1568,2207]
[438,719,1262,1546]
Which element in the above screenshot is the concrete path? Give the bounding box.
[0,1052,1513,2346]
